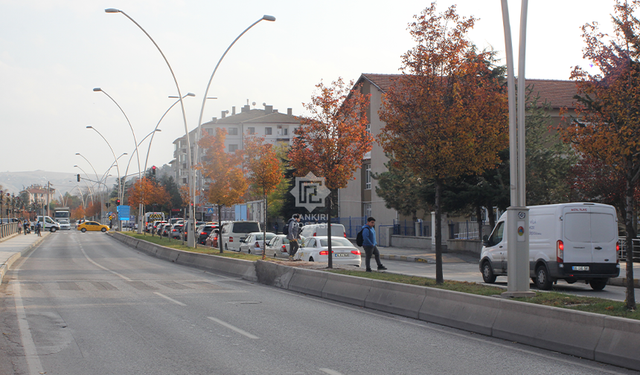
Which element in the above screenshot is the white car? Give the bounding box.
[239,232,276,254]
[266,234,291,258]
[294,236,361,267]
[299,223,346,238]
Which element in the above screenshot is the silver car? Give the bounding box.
[266,234,291,258]
[238,232,277,254]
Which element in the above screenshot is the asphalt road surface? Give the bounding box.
[0,231,637,374]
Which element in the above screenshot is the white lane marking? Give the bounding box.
[320,369,344,375]
[76,239,132,281]
[13,282,45,374]
[207,316,259,340]
[154,292,187,306]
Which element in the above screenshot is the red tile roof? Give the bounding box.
[360,74,577,109]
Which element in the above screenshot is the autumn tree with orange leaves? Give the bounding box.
[289,77,372,268]
[559,0,640,310]
[199,128,248,253]
[378,3,508,284]
[245,136,284,259]
[127,177,170,208]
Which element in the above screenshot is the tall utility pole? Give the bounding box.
[501,0,534,297]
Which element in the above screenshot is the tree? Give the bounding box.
[288,77,372,268]
[559,0,639,310]
[374,156,428,222]
[244,136,284,259]
[127,178,169,208]
[199,128,248,253]
[378,3,508,284]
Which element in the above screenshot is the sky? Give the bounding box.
[0,0,618,182]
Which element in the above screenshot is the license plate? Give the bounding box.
[335,253,349,257]
[572,266,589,271]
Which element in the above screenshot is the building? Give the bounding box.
[337,74,578,239]
[23,184,56,206]
[171,103,301,220]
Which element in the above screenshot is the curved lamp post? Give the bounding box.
[194,15,276,230]
[86,125,124,202]
[106,7,196,244]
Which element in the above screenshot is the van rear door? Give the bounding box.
[562,206,617,263]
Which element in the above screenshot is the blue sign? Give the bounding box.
[117,205,130,221]
[206,207,214,214]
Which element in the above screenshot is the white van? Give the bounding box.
[32,216,61,232]
[221,221,261,251]
[479,203,620,291]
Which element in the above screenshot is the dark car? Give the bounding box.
[196,223,219,245]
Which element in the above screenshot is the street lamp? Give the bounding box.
[193,15,275,236]
[75,153,100,183]
[106,8,194,245]
[86,125,124,202]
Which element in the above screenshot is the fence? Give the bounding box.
[450,221,481,240]
[331,216,367,238]
[392,219,430,237]
[0,222,19,239]
[619,238,640,262]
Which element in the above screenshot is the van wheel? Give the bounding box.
[535,265,553,290]
[481,261,496,283]
[50,227,57,233]
[589,278,608,291]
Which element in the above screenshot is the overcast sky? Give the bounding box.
[0,0,617,179]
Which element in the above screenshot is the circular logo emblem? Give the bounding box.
[518,211,526,219]
[518,226,524,236]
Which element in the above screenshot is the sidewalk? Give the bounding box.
[376,245,639,288]
[0,232,49,284]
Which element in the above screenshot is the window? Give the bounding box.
[365,164,371,190]
[229,144,238,152]
[366,123,371,133]
[228,127,238,135]
[284,128,288,135]
[265,127,272,135]
[363,203,372,218]
[486,222,505,247]
[247,127,255,135]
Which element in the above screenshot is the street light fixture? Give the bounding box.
[86,125,124,204]
[193,14,276,236]
[106,7,195,244]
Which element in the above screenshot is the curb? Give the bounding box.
[0,234,48,284]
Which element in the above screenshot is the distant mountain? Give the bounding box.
[0,170,117,196]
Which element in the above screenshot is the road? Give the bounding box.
[0,231,637,374]
[380,254,630,302]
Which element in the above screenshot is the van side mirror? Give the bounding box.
[482,235,489,246]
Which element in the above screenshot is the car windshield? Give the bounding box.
[319,238,352,247]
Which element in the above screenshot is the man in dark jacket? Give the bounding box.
[287,214,301,260]
[362,217,387,272]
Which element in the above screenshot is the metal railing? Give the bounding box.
[619,238,640,262]
[0,222,19,239]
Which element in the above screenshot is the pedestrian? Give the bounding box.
[361,217,387,272]
[23,219,29,235]
[286,214,301,260]
[36,220,42,237]
[274,222,279,234]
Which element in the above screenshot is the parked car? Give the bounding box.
[157,222,170,236]
[170,223,184,239]
[266,234,291,258]
[151,220,166,234]
[239,232,277,254]
[197,223,219,245]
[206,231,219,248]
[294,236,361,267]
[299,223,346,238]
[77,220,109,233]
[221,221,261,251]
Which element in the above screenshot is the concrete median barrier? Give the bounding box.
[492,299,605,359]
[255,260,295,289]
[365,280,427,319]
[420,289,500,336]
[322,272,373,307]
[595,315,640,370]
[287,268,328,297]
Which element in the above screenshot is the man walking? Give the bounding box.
[362,217,387,272]
[287,214,301,260]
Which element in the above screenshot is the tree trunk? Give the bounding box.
[476,204,483,241]
[262,192,267,260]
[218,205,224,254]
[327,192,333,269]
[625,177,636,310]
[435,179,443,284]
